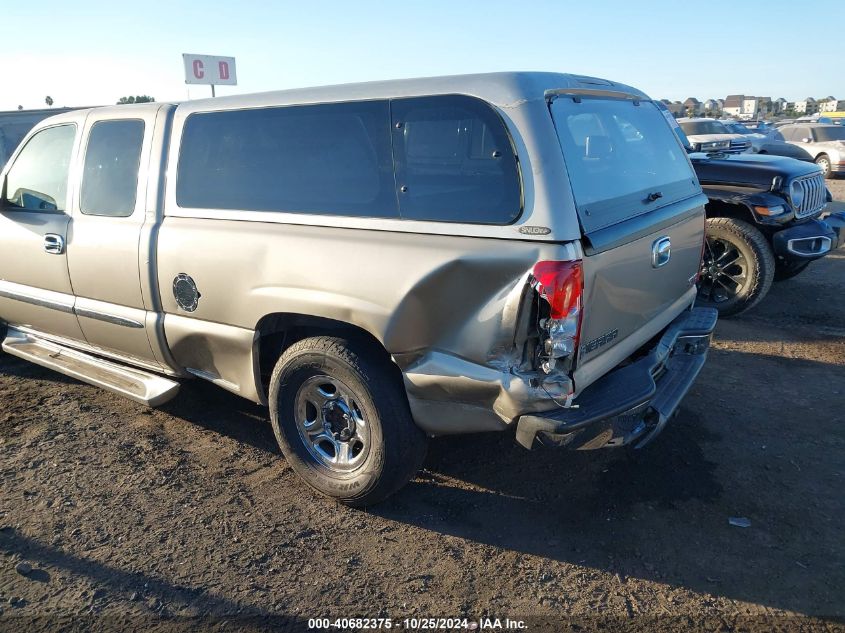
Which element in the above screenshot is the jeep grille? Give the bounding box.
[792,173,827,218]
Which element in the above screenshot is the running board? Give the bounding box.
[2,328,180,406]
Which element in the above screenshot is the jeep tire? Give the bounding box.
[269,335,427,506]
[697,217,775,317]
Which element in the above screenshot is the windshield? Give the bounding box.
[724,122,751,134]
[679,120,729,135]
[815,126,845,142]
[551,97,697,232]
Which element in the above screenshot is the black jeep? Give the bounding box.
[670,117,845,316]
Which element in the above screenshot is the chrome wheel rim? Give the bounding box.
[817,157,830,176]
[697,236,749,303]
[294,375,370,473]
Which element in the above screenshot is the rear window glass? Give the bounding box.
[551,98,698,232]
[391,95,521,224]
[815,126,845,142]
[176,101,397,218]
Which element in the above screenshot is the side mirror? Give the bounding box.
[7,188,58,212]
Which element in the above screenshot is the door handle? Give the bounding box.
[44,233,65,255]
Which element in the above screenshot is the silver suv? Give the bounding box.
[0,73,716,505]
[776,123,845,178]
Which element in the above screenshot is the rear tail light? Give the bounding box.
[531,260,583,373]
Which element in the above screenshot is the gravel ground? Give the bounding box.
[0,189,843,632]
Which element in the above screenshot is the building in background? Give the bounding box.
[683,97,702,116]
[819,98,844,113]
[660,99,685,117]
[772,97,788,114]
[794,98,817,114]
[723,95,743,118]
[703,98,722,115]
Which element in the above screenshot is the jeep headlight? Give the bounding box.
[790,181,805,209]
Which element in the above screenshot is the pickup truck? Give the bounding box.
[0,74,717,505]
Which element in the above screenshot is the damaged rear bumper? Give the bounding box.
[515,307,718,451]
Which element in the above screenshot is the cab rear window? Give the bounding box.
[551,97,698,233]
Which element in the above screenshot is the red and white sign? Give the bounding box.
[182,54,237,86]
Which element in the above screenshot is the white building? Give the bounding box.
[820,99,845,112]
[741,97,757,118]
[795,98,817,114]
[723,95,743,117]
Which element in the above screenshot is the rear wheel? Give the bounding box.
[815,154,832,179]
[774,259,811,282]
[696,217,775,317]
[268,335,427,506]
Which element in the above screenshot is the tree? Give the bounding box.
[117,95,155,105]
[45,96,53,107]
[17,105,22,111]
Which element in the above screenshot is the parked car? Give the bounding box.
[661,109,843,315]
[794,115,833,125]
[678,118,751,154]
[0,72,717,505]
[744,121,773,133]
[776,123,845,178]
[719,120,816,162]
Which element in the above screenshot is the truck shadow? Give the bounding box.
[369,347,844,617]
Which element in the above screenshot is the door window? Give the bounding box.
[80,120,145,217]
[3,124,76,212]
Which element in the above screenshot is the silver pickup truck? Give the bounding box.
[0,72,717,505]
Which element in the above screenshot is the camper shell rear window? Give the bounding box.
[550,97,698,233]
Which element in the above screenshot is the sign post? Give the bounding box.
[182,54,237,97]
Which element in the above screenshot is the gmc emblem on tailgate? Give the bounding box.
[652,236,671,268]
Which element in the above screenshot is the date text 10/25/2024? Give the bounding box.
[308,617,528,630]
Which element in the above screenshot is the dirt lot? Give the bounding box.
[1,188,844,632]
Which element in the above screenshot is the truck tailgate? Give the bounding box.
[575,196,707,393]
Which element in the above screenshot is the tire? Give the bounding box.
[697,217,775,317]
[774,259,811,282]
[815,154,832,179]
[268,335,427,506]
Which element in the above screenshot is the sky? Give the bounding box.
[2,0,842,111]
